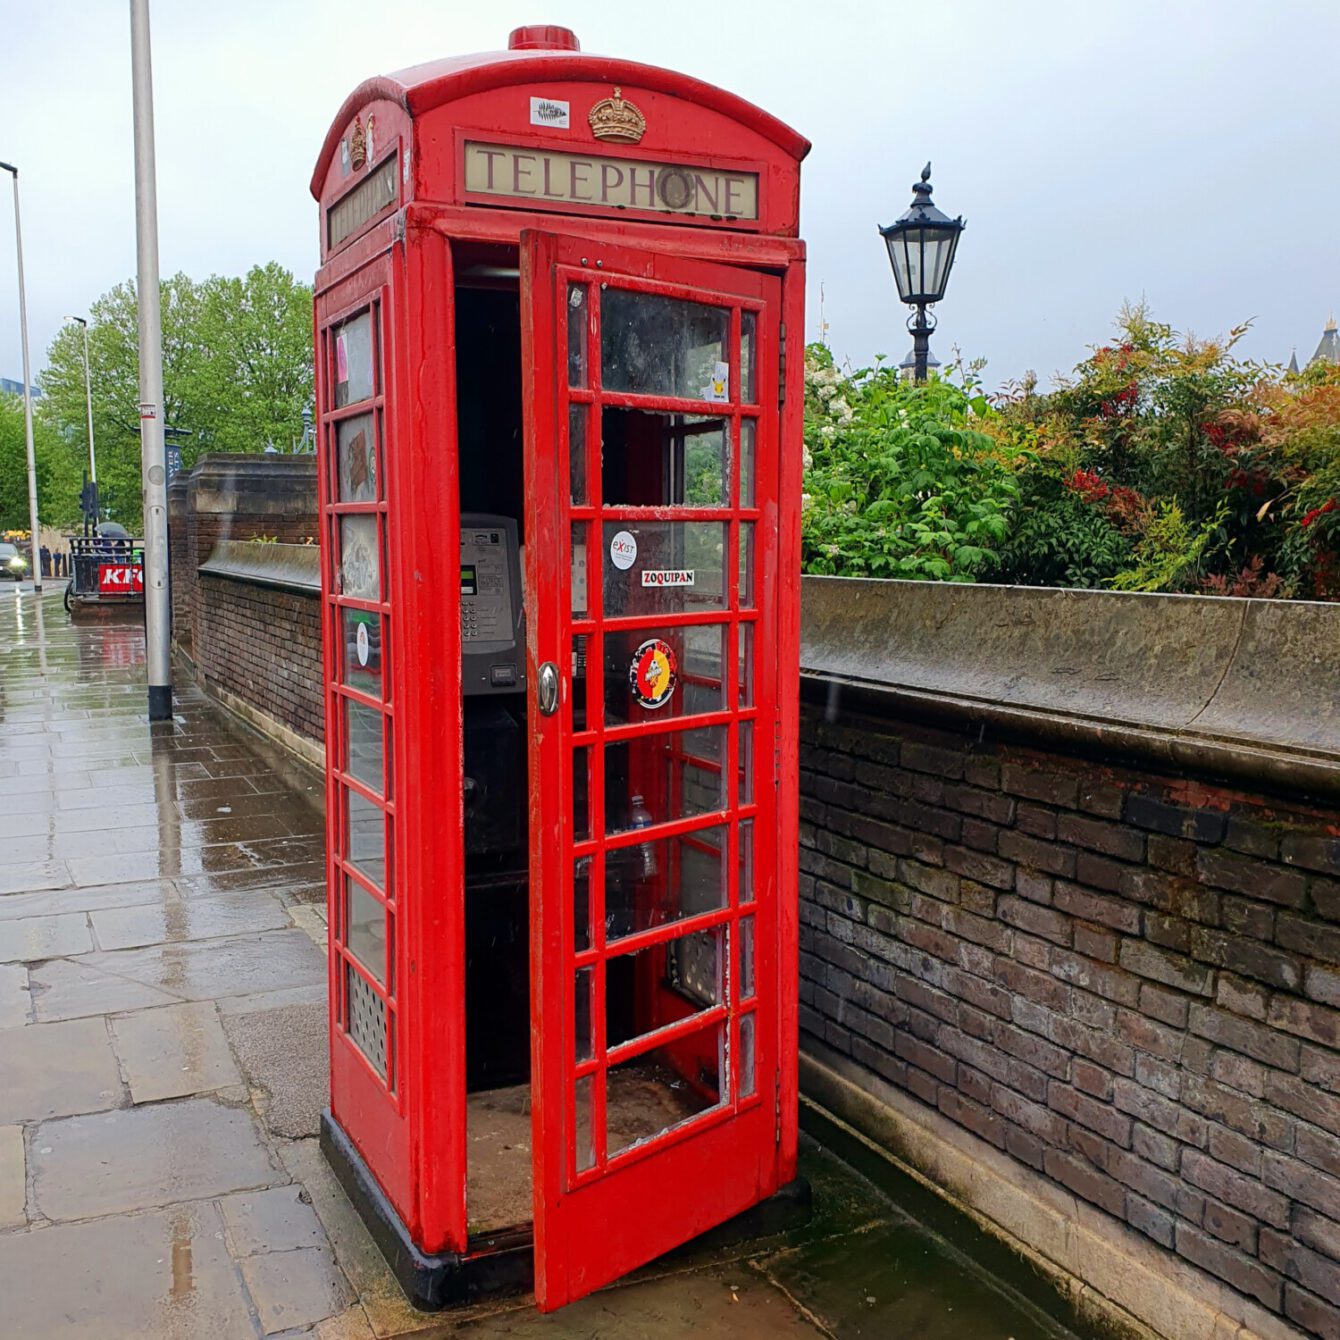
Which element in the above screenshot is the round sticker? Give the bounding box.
[356,621,370,667]
[630,638,678,710]
[609,529,638,571]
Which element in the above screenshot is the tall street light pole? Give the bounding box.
[130,0,171,720]
[879,163,966,383]
[65,316,97,489]
[0,162,42,593]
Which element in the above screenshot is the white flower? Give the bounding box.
[801,491,814,511]
[816,384,837,402]
[819,425,836,442]
[802,446,814,471]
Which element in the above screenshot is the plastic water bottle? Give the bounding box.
[630,793,657,879]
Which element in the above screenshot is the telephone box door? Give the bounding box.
[521,230,784,1310]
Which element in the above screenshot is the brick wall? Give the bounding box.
[194,573,323,744]
[799,698,1340,1338]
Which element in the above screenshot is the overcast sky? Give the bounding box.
[1,1,1337,394]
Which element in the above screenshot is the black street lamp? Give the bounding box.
[879,163,966,382]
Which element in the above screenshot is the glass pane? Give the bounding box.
[608,925,724,1051]
[740,1012,756,1099]
[601,521,727,618]
[567,283,588,388]
[740,818,755,904]
[602,822,726,942]
[740,311,757,405]
[569,403,588,505]
[334,311,374,409]
[574,856,592,953]
[571,523,589,619]
[347,787,386,888]
[572,745,590,843]
[739,721,754,804]
[346,876,387,985]
[571,634,591,729]
[575,967,593,1063]
[575,1073,596,1173]
[607,1024,725,1157]
[600,289,730,401]
[739,418,756,508]
[600,409,728,508]
[603,624,724,726]
[605,726,727,835]
[738,622,754,708]
[741,916,756,1001]
[738,523,755,609]
[344,697,384,794]
[336,413,377,502]
[340,515,380,601]
[341,609,383,698]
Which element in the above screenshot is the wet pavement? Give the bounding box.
[0,584,1089,1339]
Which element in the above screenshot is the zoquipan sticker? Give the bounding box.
[629,638,677,710]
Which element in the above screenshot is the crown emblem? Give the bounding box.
[588,88,646,144]
[349,115,371,171]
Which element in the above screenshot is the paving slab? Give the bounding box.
[110,1001,243,1102]
[91,888,293,951]
[0,1201,258,1338]
[0,960,30,1027]
[242,1244,355,1334]
[0,1124,24,1228]
[221,1184,331,1256]
[0,1015,123,1123]
[0,878,169,921]
[28,956,183,1023]
[224,1000,330,1138]
[31,1096,284,1220]
[75,927,327,1002]
[0,910,90,960]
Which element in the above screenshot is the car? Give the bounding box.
[0,542,28,580]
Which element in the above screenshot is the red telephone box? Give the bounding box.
[311,25,808,1312]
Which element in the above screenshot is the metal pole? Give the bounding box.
[72,316,97,485]
[912,305,930,384]
[1,163,42,594]
[129,0,171,720]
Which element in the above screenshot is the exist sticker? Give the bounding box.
[641,569,695,588]
[356,621,370,667]
[530,96,571,129]
[702,360,730,403]
[609,529,638,570]
[630,638,678,710]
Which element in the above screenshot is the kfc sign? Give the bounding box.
[98,563,144,595]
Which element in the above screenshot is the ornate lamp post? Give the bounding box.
[879,163,965,382]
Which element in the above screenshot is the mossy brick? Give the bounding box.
[1075,850,1130,894]
[1000,761,1080,808]
[1267,996,1340,1049]
[1281,834,1340,878]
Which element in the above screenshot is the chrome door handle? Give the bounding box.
[537,661,560,716]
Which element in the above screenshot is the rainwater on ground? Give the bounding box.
[0,584,1096,1338]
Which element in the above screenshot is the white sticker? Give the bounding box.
[530,97,571,129]
[609,530,638,570]
[641,569,695,588]
[702,360,730,403]
[356,621,370,666]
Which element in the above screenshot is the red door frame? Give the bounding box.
[521,228,787,1309]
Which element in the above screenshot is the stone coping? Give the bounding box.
[198,540,321,594]
[801,576,1340,796]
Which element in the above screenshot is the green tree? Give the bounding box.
[39,264,313,529]
[0,395,74,531]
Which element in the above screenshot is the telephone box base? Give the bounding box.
[321,1111,812,1311]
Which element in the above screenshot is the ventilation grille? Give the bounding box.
[347,965,388,1080]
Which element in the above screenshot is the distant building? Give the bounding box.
[1311,316,1340,368]
[0,377,40,399]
